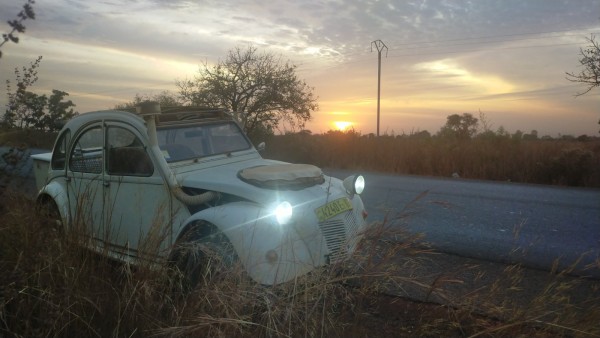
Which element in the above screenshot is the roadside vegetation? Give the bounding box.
[263,120,600,188]
[1,112,599,336]
[1,191,599,337]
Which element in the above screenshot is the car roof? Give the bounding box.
[63,110,145,132]
[62,106,236,132]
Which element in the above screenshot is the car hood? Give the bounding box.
[175,158,331,205]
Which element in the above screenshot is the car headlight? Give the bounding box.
[343,174,365,195]
[274,201,293,225]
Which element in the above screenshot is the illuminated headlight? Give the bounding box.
[274,201,293,225]
[343,175,365,195]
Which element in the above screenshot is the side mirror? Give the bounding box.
[257,142,266,152]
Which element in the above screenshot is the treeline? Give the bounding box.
[264,128,600,188]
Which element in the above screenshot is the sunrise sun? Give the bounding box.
[334,121,352,131]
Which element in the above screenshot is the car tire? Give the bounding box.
[169,221,237,292]
[37,197,63,234]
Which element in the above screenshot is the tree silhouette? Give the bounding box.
[176,45,318,140]
[0,0,36,59]
[437,113,479,140]
[3,56,77,131]
[115,91,182,110]
[566,34,600,96]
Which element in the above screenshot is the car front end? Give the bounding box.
[179,161,368,285]
[138,102,369,285]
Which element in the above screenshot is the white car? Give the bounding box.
[32,102,368,285]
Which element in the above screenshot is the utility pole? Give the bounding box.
[371,40,387,136]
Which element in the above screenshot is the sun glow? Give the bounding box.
[333,121,353,131]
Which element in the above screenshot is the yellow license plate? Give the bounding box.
[315,198,353,222]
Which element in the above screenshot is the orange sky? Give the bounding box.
[1,0,599,137]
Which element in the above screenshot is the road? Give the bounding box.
[3,146,599,278]
[326,169,600,278]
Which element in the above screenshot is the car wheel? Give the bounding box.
[37,198,63,234]
[169,221,237,291]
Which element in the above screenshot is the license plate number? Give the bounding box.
[315,198,353,222]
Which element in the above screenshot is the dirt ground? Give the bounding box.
[333,246,600,337]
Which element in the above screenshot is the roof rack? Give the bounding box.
[123,105,235,125]
[158,106,233,124]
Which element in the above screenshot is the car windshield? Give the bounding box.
[156,121,251,162]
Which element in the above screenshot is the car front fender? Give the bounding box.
[36,180,69,228]
[182,201,328,285]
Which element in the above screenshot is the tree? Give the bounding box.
[566,34,600,96]
[437,113,478,139]
[42,90,77,131]
[5,89,76,131]
[176,45,318,139]
[523,129,538,141]
[3,56,42,127]
[115,91,181,110]
[0,0,36,59]
[3,56,77,131]
[512,129,523,141]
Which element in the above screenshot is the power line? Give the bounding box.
[386,26,598,48]
[294,27,598,72]
[296,39,592,74]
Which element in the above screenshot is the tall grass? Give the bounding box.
[1,130,599,336]
[264,131,600,187]
[1,190,599,337]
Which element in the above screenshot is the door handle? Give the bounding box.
[103,181,110,187]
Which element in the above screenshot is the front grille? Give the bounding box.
[318,209,361,262]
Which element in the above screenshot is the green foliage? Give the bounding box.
[3,56,77,131]
[566,34,600,96]
[0,0,35,59]
[176,45,318,137]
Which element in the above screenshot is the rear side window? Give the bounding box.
[51,129,70,170]
[106,127,153,176]
[69,127,103,174]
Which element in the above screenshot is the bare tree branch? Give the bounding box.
[0,0,36,59]
[566,34,600,97]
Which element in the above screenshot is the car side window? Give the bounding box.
[69,127,103,174]
[51,129,70,170]
[106,127,153,176]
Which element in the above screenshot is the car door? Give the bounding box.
[103,123,174,258]
[66,124,106,244]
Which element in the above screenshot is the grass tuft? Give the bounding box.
[2,191,598,337]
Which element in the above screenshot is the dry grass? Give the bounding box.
[263,131,600,187]
[1,129,599,336]
[1,191,599,337]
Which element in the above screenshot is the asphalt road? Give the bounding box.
[3,146,599,278]
[326,169,600,278]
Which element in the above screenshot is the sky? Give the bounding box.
[0,0,599,137]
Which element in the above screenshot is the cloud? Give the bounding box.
[1,0,599,135]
